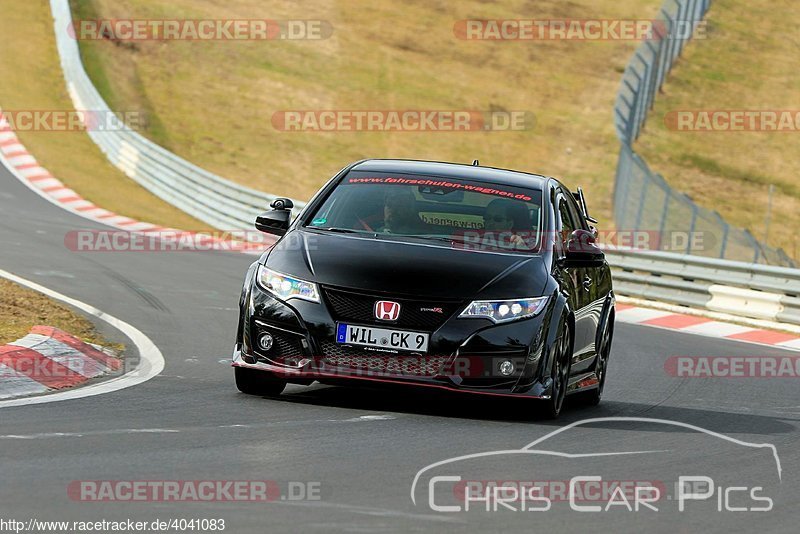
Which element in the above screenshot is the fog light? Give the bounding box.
[258,332,274,351]
[499,360,514,376]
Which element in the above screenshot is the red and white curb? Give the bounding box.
[0,112,269,255]
[0,269,164,409]
[616,302,800,352]
[0,326,121,400]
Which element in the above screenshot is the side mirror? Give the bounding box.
[255,198,294,236]
[565,229,604,265]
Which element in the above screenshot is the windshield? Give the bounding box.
[304,172,544,253]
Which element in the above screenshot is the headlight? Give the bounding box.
[256,265,320,303]
[459,296,548,323]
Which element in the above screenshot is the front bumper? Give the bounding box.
[232,283,555,399]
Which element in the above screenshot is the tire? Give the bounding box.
[235,366,287,396]
[579,317,614,407]
[541,319,573,420]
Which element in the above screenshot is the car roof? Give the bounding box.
[350,159,550,190]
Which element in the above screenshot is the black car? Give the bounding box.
[232,159,615,418]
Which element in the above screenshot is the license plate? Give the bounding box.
[336,323,429,353]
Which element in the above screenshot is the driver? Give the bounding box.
[380,189,422,234]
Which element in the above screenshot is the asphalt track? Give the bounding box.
[1,163,798,533]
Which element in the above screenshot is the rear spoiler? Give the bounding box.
[572,187,598,224]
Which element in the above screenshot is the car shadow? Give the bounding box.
[258,382,798,436]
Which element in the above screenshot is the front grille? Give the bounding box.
[319,340,449,377]
[323,287,462,331]
[272,334,304,358]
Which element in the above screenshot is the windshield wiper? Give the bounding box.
[393,234,539,252]
[313,227,362,234]
[397,234,471,244]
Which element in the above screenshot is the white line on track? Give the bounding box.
[0,429,180,439]
[0,269,165,409]
[0,415,400,439]
[270,500,464,523]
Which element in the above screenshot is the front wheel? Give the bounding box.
[235,366,287,396]
[540,319,572,419]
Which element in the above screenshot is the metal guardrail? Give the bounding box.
[606,249,800,325]
[612,0,795,267]
[49,0,305,231]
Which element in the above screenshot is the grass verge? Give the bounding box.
[0,279,123,351]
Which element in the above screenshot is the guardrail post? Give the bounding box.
[633,171,652,231]
[656,11,673,91]
[644,40,662,110]
[614,106,630,141]
[777,249,795,268]
[621,77,639,141]
[667,0,683,72]
[675,0,688,58]
[686,205,698,254]
[633,54,651,137]
[657,179,672,248]
[684,0,699,49]
[657,180,671,250]
[718,220,730,259]
[614,146,635,226]
[629,64,646,139]
[744,229,761,263]
[692,0,703,26]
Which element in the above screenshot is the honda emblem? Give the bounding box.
[374,301,401,321]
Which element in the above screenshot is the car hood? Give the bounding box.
[264,229,549,300]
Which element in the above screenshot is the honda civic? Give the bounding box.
[232,159,615,418]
